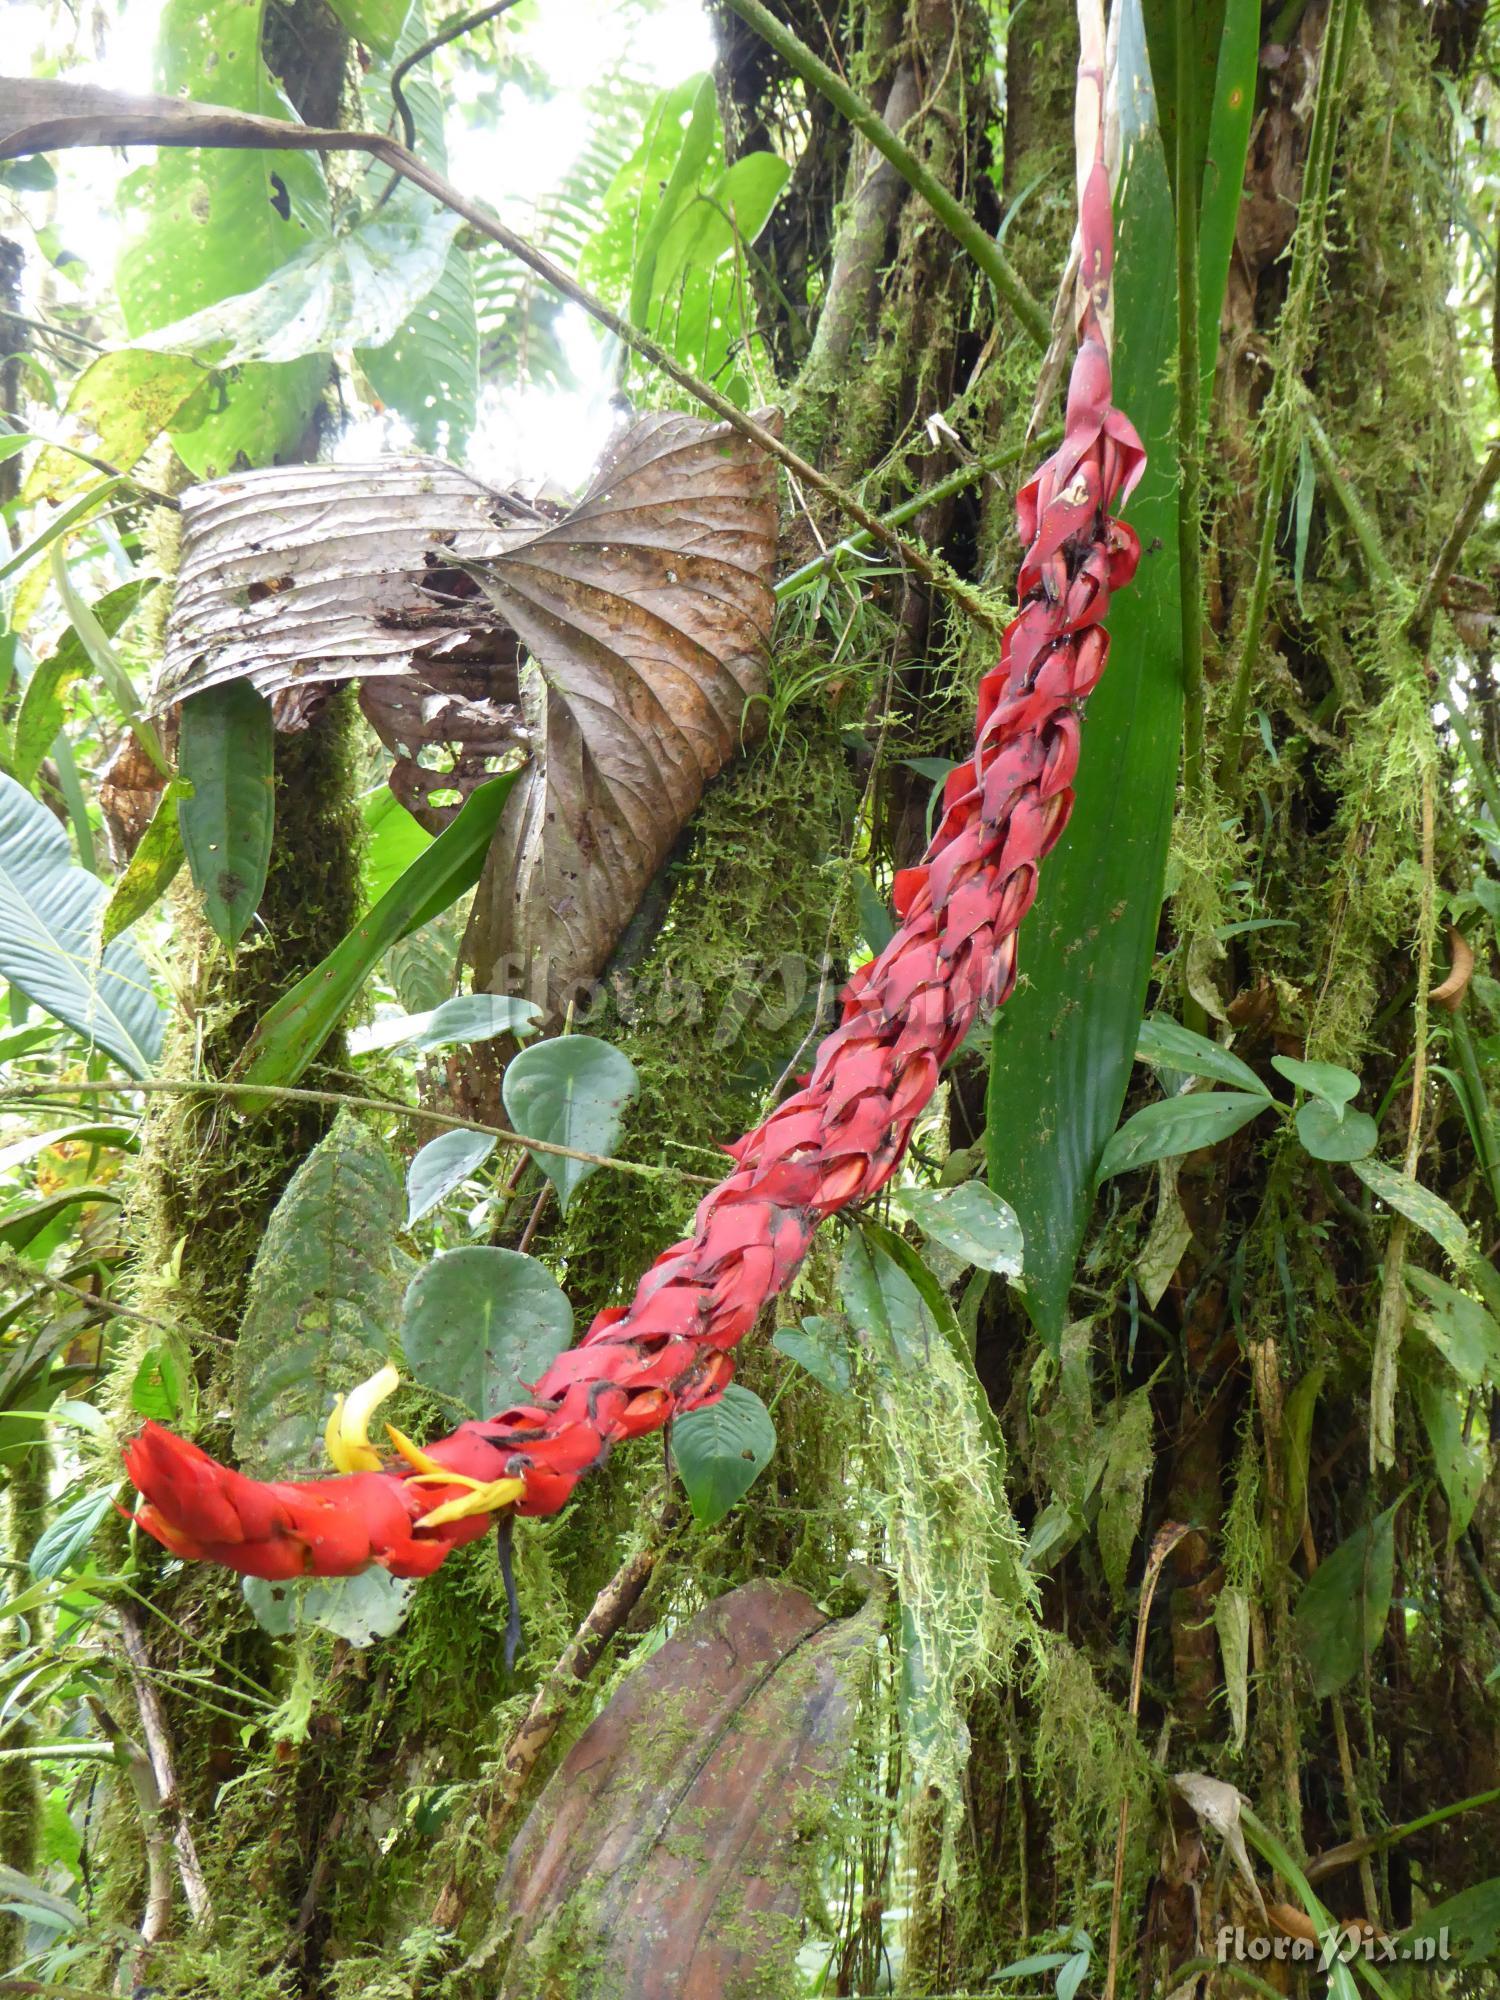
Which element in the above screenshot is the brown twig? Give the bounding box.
[117,1605,213,1927]
[0,1077,715,1186]
[1102,1521,1190,2000]
[430,1537,662,1929]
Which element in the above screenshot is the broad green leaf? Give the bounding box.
[23,350,204,505]
[501,1035,640,1213]
[325,0,407,53]
[238,770,518,1091]
[1399,1874,1500,1970]
[1096,1091,1270,1182]
[629,76,718,327]
[1295,1100,1377,1162]
[1097,1388,1155,1595]
[0,773,164,1075]
[113,0,329,476]
[406,1127,497,1226]
[1407,1268,1500,1384]
[13,580,149,788]
[351,993,542,1055]
[1417,1380,1486,1547]
[356,1,478,449]
[1136,1015,1268,1096]
[29,1488,115,1580]
[361,788,431,906]
[1272,1054,1362,1112]
[1292,1505,1398,1698]
[134,211,462,368]
[129,1341,192,1424]
[233,1114,404,1474]
[987,16,1181,1347]
[771,1316,852,1395]
[243,1567,415,1646]
[1354,1159,1471,1265]
[177,682,275,950]
[0,1123,135,1173]
[894,1181,1024,1277]
[99,777,190,948]
[400,1246,572,1418]
[854,872,894,955]
[671,1383,776,1526]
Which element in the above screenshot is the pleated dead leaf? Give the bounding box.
[155,411,777,1016]
[496,1580,880,2000]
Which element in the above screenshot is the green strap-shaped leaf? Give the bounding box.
[233,1113,404,1475]
[0,773,164,1076]
[177,682,275,951]
[13,580,149,787]
[237,770,519,1092]
[99,777,190,949]
[986,6,1182,1349]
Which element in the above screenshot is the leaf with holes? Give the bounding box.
[0,774,164,1076]
[672,1384,776,1526]
[501,1035,639,1214]
[401,1247,573,1419]
[113,0,329,477]
[233,1114,404,1475]
[22,350,204,506]
[177,682,275,950]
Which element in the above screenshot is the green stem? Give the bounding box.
[774,430,1061,600]
[1175,0,1205,799]
[1451,1006,1500,1217]
[1444,678,1500,831]
[1303,408,1401,599]
[720,0,1050,350]
[0,1742,121,1763]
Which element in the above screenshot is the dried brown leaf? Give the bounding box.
[497,1580,879,2000]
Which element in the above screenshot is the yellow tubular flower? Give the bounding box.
[323,1365,401,1473]
[384,1423,452,1478]
[415,1477,526,1530]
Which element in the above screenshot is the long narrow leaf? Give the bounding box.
[237,771,518,1090]
[986,5,1182,1347]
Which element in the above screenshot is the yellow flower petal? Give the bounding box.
[384,1423,451,1479]
[324,1364,400,1473]
[416,1477,526,1530]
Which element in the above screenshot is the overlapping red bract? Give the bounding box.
[126,152,1144,1587]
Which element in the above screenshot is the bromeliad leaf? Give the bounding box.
[176,682,275,950]
[895,1181,1024,1277]
[1096,1090,1270,1182]
[672,1384,776,1526]
[0,773,165,1076]
[400,1246,572,1418]
[501,1036,640,1214]
[1292,1505,1398,1699]
[234,1114,404,1475]
[1136,1016,1268,1096]
[405,1127,497,1227]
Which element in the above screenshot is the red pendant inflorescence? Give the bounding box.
[125,147,1144,1587]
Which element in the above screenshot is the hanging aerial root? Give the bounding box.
[125,112,1144,1590]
